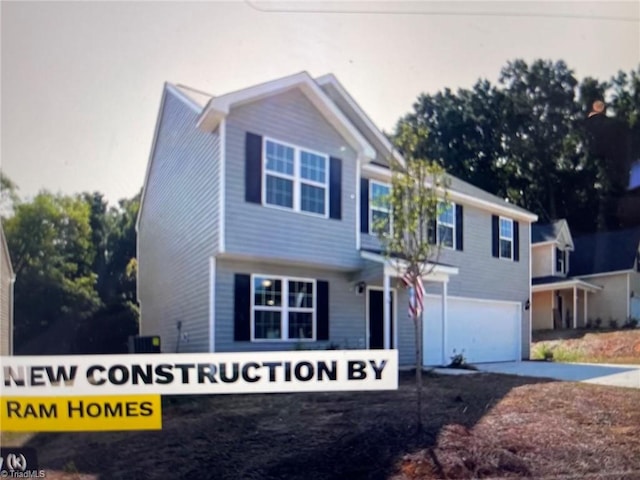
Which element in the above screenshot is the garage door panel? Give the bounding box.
[423,298,443,366]
[423,296,520,365]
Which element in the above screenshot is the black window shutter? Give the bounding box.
[329,157,342,220]
[234,274,251,341]
[428,218,437,244]
[513,221,520,262]
[360,178,369,233]
[245,133,262,204]
[316,280,329,341]
[455,204,463,251]
[491,215,499,258]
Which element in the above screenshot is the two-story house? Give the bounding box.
[137,72,538,366]
[531,220,640,329]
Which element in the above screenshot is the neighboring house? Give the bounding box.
[137,72,538,366]
[0,224,15,355]
[531,220,640,330]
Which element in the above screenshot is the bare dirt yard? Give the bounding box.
[3,371,640,479]
[532,329,640,364]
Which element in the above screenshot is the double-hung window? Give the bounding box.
[264,138,328,216]
[499,217,513,259]
[556,248,567,274]
[252,275,316,341]
[437,202,455,248]
[369,181,391,235]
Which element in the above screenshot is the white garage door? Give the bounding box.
[423,296,521,365]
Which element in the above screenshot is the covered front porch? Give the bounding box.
[356,250,459,365]
[532,277,602,330]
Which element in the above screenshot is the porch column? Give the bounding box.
[441,281,448,365]
[573,286,578,329]
[584,290,588,326]
[383,272,391,350]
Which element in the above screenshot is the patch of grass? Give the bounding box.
[550,346,582,363]
[531,342,555,361]
[531,329,640,365]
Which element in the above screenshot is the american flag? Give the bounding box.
[402,269,424,319]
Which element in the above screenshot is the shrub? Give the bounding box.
[552,346,582,363]
[585,319,593,329]
[532,343,554,361]
[623,317,639,329]
[594,318,602,329]
[609,318,619,329]
[448,349,477,370]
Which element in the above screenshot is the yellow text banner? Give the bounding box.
[0,395,162,432]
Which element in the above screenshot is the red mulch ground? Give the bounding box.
[3,371,640,479]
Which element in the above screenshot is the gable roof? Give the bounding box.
[140,73,538,225]
[569,227,640,277]
[315,74,405,167]
[196,71,376,159]
[174,84,214,109]
[532,219,572,246]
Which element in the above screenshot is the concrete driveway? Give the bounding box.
[478,361,640,389]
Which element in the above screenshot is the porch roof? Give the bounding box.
[531,275,602,293]
[360,249,459,283]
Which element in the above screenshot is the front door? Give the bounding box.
[368,289,394,349]
[555,294,564,329]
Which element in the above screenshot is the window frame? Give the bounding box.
[368,180,392,236]
[436,201,456,249]
[499,216,514,260]
[556,247,567,274]
[262,137,329,218]
[250,274,317,342]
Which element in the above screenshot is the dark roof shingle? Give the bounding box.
[569,227,640,277]
[532,220,565,244]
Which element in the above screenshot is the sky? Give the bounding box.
[1,1,639,206]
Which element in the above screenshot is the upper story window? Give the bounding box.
[369,181,391,235]
[252,275,315,341]
[437,202,455,248]
[263,138,328,217]
[556,248,567,274]
[499,217,513,259]
[491,215,518,261]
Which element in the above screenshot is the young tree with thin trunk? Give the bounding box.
[373,124,450,432]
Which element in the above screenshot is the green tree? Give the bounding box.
[499,59,581,221]
[400,80,507,198]
[1,173,20,218]
[396,59,640,234]
[4,192,102,352]
[73,190,141,354]
[374,124,449,433]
